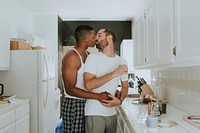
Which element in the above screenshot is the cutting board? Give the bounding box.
[0,100,9,104]
[0,96,10,104]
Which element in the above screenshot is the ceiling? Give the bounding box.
[16,0,148,20]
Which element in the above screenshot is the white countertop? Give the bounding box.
[0,99,29,115]
[120,98,200,133]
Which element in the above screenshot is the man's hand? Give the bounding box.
[97,91,110,102]
[115,90,121,99]
[101,94,121,108]
[111,65,127,78]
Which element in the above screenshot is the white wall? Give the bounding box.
[151,66,200,115]
[0,0,32,37]
[0,1,59,87]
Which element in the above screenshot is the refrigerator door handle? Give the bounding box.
[41,80,48,82]
[43,54,49,109]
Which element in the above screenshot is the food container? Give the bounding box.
[31,46,46,50]
[161,100,167,114]
[10,40,31,50]
[150,99,162,116]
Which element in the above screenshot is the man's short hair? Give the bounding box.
[104,29,116,43]
[74,25,94,44]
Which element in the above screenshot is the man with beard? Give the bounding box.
[84,29,129,133]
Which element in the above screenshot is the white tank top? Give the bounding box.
[64,48,87,99]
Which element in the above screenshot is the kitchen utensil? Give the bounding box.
[0,83,4,96]
[3,95,16,101]
[141,78,147,84]
[183,116,200,129]
[136,76,147,85]
[136,76,143,85]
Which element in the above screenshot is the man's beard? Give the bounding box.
[96,38,108,50]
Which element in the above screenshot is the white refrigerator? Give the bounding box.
[0,50,60,133]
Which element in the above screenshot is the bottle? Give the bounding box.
[128,74,134,88]
[148,102,151,115]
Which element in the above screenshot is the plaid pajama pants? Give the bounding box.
[61,98,86,133]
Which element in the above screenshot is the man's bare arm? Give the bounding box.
[62,52,109,101]
[101,80,128,107]
[84,65,128,91]
[118,80,128,103]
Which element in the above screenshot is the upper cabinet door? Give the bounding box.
[145,0,156,66]
[134,15,146,68]
[175,0,200,64]
[0,20,10,70]
[156,0,175,65]
[133,21,140,67]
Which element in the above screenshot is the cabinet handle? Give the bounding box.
[173,47,176,56]
[144,13,146,19]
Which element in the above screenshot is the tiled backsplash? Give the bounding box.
[151,66,200,115]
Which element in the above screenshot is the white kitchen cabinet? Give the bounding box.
[116,107,135,133]
[134,15,146,68]
[155,0,175,66]
[0,123,15,133]
[15,104,30,133]
[133,20,140,67]
[16,115,29,133]
[134,0,156,68]
[0,110,15,133]
[134,0,200,68]
[174,0,200,65]
[145,0,156,66]
[0,20,10,70]
[0,100,30,133]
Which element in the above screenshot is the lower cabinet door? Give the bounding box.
[124,124,131,133]
[116,117,124,133]
[0,123,15,133]
[16,115,29,133]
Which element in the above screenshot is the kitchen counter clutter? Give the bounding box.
[0,98,29,114]
[118,98,200,133]
[0,98,30,133]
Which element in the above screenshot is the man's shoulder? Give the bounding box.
[114,55,128,64]
[62,50,80,64]
[114,54,124,60]
[88,52,101,58]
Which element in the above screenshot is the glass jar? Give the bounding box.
[150,99,162,116]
